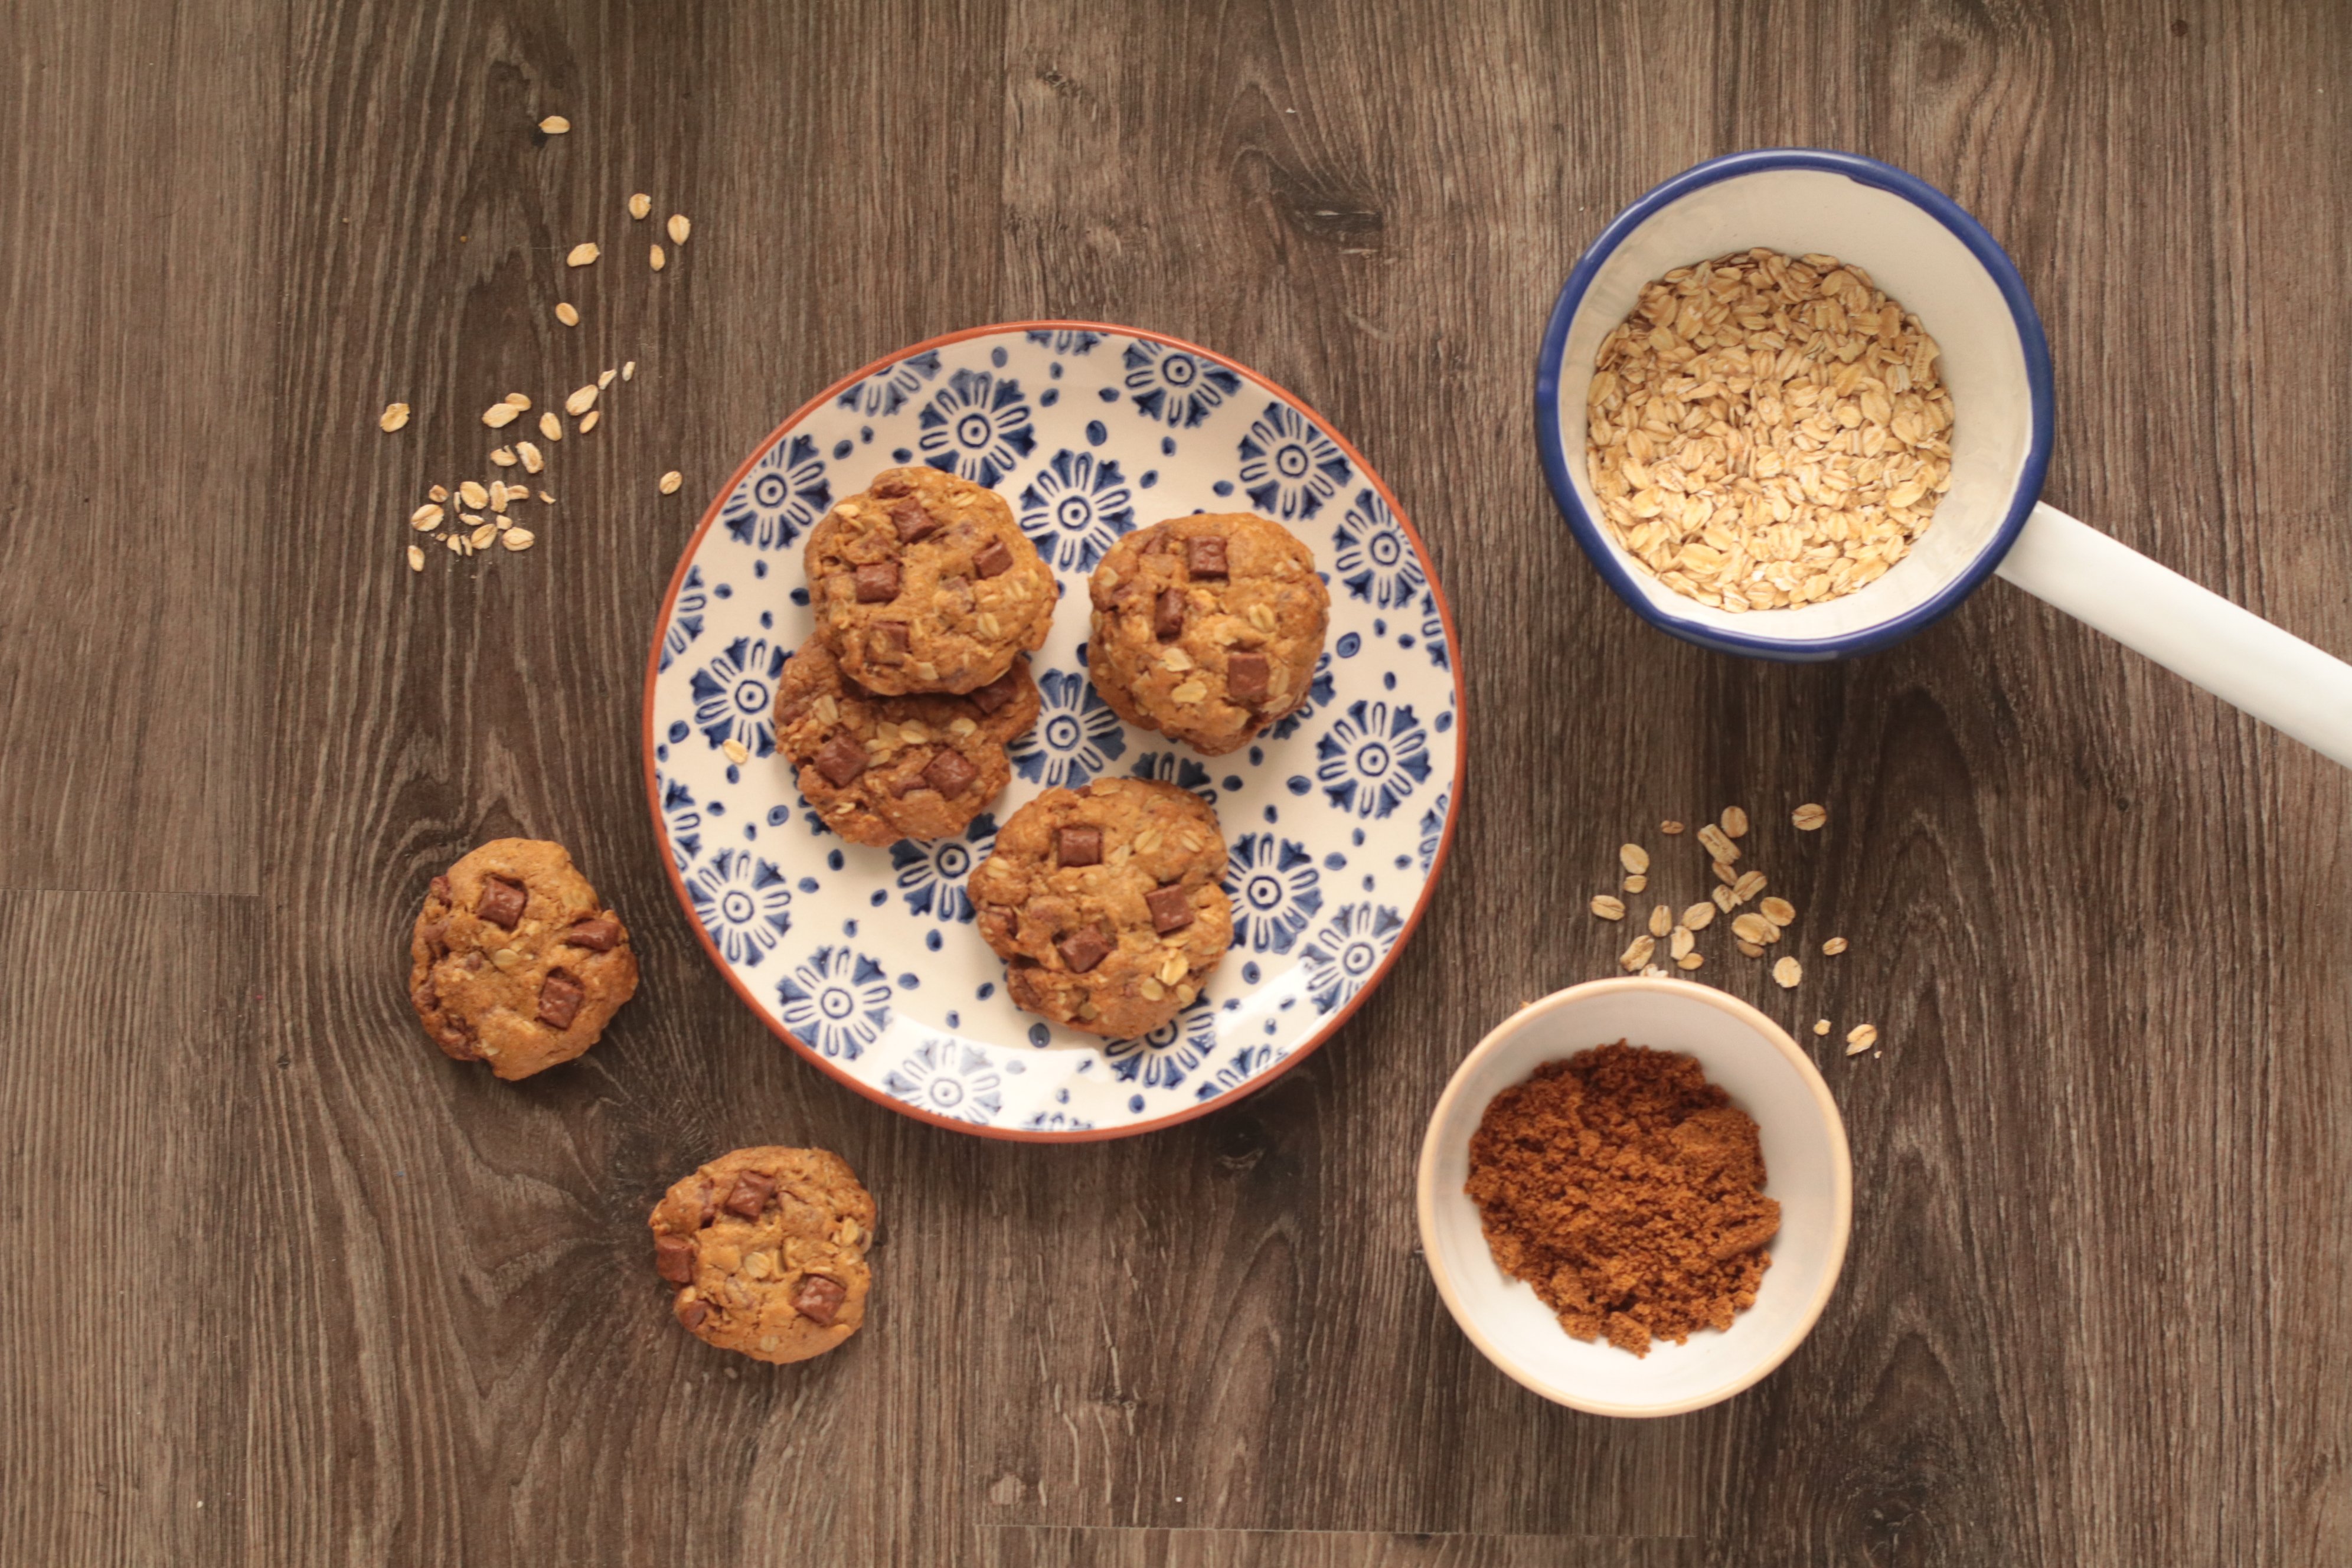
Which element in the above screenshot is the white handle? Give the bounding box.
[1995,502,2352,768]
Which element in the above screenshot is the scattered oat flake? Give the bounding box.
[540,411,563,442]
[458,480,488,509]
[1622,874,1647,893]
[1681,901,1715,931]
[723,738,750,766]
[490,447,517,467]
[555,301,580,326]
[1647,904,1672,938]
[1660,819,1684,834]
[629,193,652,220]
[650,243,667,272]
[667,214,690,246]
[622,360,636,381]
[538,115,570,135]
[1845,1024,1879,1055]
[1677,951,1704,971]
[1759,896,1795,927]
[1589,894,1626,921]
[444,535,462,554]
[406,544,424,572]
[1720,805,1749,838]
[579,410,600,433]
[1711,885,1737,913]
[598,368,616,388]
[505,393,532,409]
[1793,803,1828,831]
[518,442,543,473]
[1736,939,1765,959]
[1697,823,1738,863]
[1773,956,1802,989]
[428,484,448,503]
[567,243,600,267]
[379,402,410,432]
[1713,859,1739,886]
[1814,1019,1832,1037]
[566,385,597,417]
[1732,870,1767,903]
[482,403,520,429]
[501,527,535,552]
[537,489,555,505]
[1731,913,1774,945]
[409,503,445,531]
[1822,936,1849,956]
[659,470,684,495]
[1618,843,1649,874]
[1619,933,1656,972]
[1668,926,1694,961]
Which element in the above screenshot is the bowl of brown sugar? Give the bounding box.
[1417,976,1851,1416]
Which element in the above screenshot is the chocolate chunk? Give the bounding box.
[1225,651,1270,703]
[873,475,912,499]
[1154,587,1186,641]
[1145,884,1195,934]
[813,733,869,787]
[793,1274,848,1327]
[723,1170,776,1220]
[922,749,979,796]
[1058,926,1113,974]
[675,1294,710,1330]
[420,919,449,953]
[1185,535,1229,577]
[1057,825,1102,867]
[430,875,452,903]
[972,538,1013,579]
[869,620,910,662]
[853,561,900,602]
[476,876,527,929]
[968,669,1018,715]
[654,1234,696,1285]
[889,497,939,543]
[566,916,621,952]
[536,971,585,1030]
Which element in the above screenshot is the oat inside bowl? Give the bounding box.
[1585,248,1954,613]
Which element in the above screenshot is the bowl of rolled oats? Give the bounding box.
[1535,148,2052,660]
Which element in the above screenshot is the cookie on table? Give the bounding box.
[649,1146,877,1364]
[1088,512,1329,757]
[409,838,638,1080]
[804,465,1057,695]
[774,636,1040,847]
[967,777,1233,1039]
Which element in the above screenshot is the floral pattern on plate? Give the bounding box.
[646,324,1461,1139]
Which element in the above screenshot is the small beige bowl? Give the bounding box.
[1417,976,1852,1416]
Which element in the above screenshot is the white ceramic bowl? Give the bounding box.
[1417,977,1851,1416]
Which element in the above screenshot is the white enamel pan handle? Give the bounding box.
[1995,503,2352,767]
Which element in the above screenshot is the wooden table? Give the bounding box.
[6,1,2348,1562]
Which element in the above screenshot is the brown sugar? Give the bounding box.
[1465,1041,1780,1356]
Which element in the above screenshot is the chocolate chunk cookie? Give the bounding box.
[775,636,1040,847]
[649,1146,877,1364]
[805,466,1058,695]
[409,839,638,1080]
[1088,512,1329,756]
[968,777,1233,1039]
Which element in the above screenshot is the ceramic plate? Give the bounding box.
[643,322,1463,1140]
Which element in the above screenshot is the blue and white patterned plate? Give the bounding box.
[642,323,1463,1140]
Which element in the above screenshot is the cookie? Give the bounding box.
[1088,512,1329,757]
[775,636,1041,847]
[803,466,1058,695]
[649,1146,877,1364]
[409,839,639,1081]
[968,777,1233,1039]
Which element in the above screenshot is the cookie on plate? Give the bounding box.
[774,636,1040,846]
[409,839,638,1080]
[968,777,1233,1039]
[804,466,1058,695]
[649,1146,877,1364]
[1088,512,1329,756]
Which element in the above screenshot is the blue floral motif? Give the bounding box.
[1314,699,1430,819]
[686,849,792,967]
[890,814,995,923]
[1017,449,1135,571]
[1105,1000,1219,1089]
[776,947,893,1060]
[1417,791,1451,874]
[1237,401,1351,522]
[884,1037,1003,1125]
[1012,668,1127,788]
[1266,651,1337,741]
[1122,339,1242,428]
[1019,1109,1097,1132]
[660,565,708,672]
[1196,1044,1283,1100]
[1299,903,1406,1015]
[837,349,941,418]
[690,636,784,757]
[658,774,703,870]
[1331,486,1426,609]
[917,367,1036,488]
[1129,750,1216,799]
[1420,591,1450,669]
[1223,835,1323,955]
[721,433,832,552]
[1026,329,1102,356]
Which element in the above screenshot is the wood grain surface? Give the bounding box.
[3,1,2348,1563]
